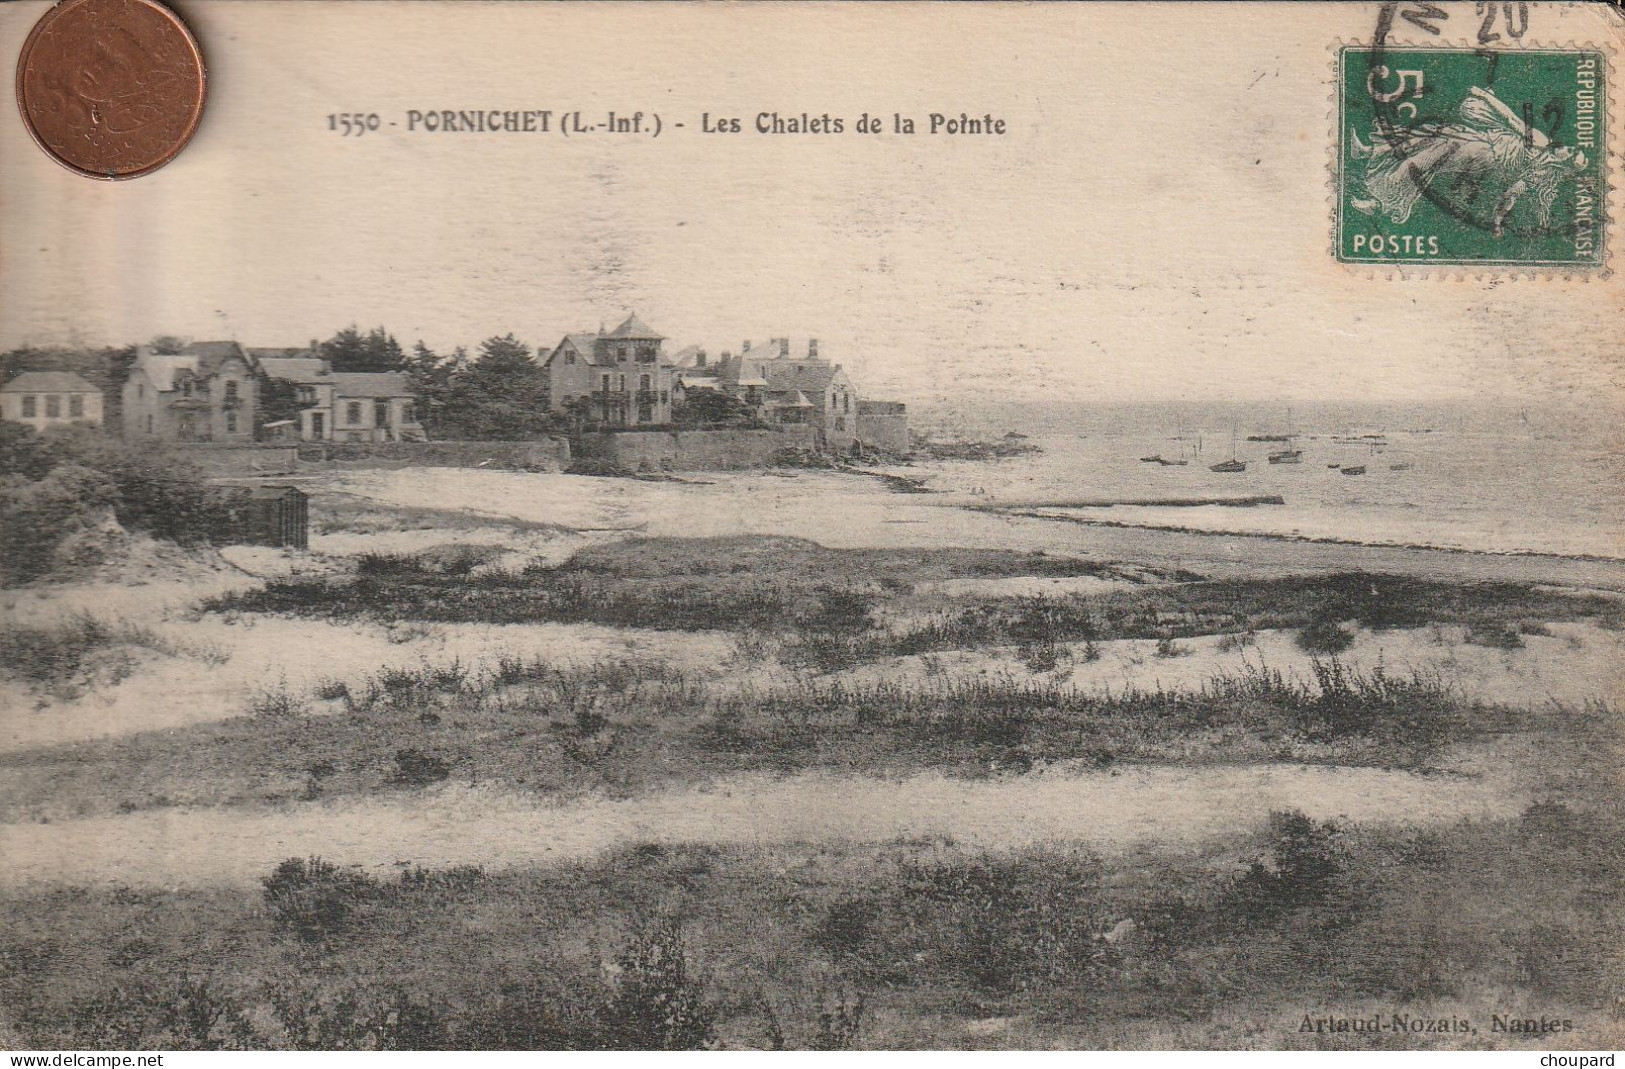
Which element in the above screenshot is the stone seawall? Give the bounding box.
[177,445,299,476]
[573,426,815,471]
[295,439,571,471]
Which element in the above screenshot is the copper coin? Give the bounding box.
[15,0,206,180]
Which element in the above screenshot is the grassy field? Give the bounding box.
[3,803,1620,1050]
[203,536,1624,670]
[1,646,1578,823]
[5,532,1621,1049]
[8,535,1617,820]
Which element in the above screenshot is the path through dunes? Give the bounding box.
[0,762,1527,888]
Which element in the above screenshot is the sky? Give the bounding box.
[1,1,1620,409]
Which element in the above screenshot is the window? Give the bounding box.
[375,400,389,426]
[617,346,628,362]
[182,379,192,397]
[601,374,611,391]
[403,403,416,424]
[639,374,652,392]
[137,383,145,399]
[565,350,576,365]
[226,411,237,433]
[69,395,83,418]
[146,414,153,432]
[22,396,36,417]
[660,390,669,405]
[45,395,60,418]
[224,380,239,404]
[843,394,850,414]
[617,375,626,392]
[347,401,363,425]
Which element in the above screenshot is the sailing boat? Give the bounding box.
[1210,428,1246,473]
[1266,406,1302,463]
[1141,417,1192,465]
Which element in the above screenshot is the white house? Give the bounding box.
[1,371,105,432]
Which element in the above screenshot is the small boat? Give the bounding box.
[1339,465,1366,476]
[1140,455,1163,463]
[1211,427,1246,472]
[1141,454,1188,466]
[1327,462,1342,468]
[1268,449,1303,464]
[1389,462,1413,471]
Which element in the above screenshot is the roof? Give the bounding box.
[545,333,602,367]
[182,340,246,359]
[766,389,815,408]
[668,345,704,367]
[604,313,664,341]
[258,357,331,382]
[245,347,316,361]
[133,353,200,391]
[327,372,415,398]
[180,341,249,374]
[2,371,99,393]
[756,359,845,397]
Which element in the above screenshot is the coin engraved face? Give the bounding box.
[15,0,206,180]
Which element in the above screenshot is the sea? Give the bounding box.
[907,400,1625,561]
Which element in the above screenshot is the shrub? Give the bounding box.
[811,897,878,960]
[1234,810,1348,917]
[1295,617,1355,655]
[0,612,167,688]
[266,981,451,1050]
[455,975,606,1050]
[250,676,309,719]
[260,856,379,942]
[391,749,450,787]
[809,990,866,1051]
[1153,636,1189,659]
[1466,620,1525,649]
[600,918,715,1050]
[313,677,352,702]
[67,975,259,1050]
[0,464,117,582]
[0,425,233,583]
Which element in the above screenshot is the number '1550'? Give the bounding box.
[328,113,381,136]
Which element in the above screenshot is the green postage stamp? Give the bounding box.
[1337,47,1607,267]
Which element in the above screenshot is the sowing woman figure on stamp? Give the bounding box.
[1350,86,1587,236]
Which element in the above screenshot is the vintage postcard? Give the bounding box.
[0,0,1621,1055]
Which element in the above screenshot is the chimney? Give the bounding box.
[309,339,319,352]
[808,338,820,361]
[696,349,707,368]
[742,340,752,353]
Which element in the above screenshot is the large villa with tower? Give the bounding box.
[541,313,678,428]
